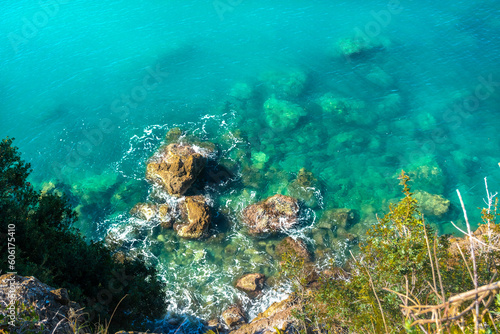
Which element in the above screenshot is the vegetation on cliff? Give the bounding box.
[281,171,500,333]
[0,138,166,332]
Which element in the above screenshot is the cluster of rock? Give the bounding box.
[128,130,215,240]
[127,128,327,331]
[216,295,301,334]
[0,274,84,334]
[215,235,315,331]
[125,126,398,333]
[226,295,300,334]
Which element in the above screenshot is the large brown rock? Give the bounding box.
[229,296,298,334]
[174,195,211,239]
[222,304,247,329]
[275,237,312,262]
[0,274,84,334]
[146,143,206,196]
[242,195,299,236]
[235,273,266,297]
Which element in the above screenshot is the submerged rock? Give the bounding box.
[287,168,320,208]
[414,191,450,217]
[165,127,183,143]
[111,179,147,212]
[222,304,247,329]
[260,69,308,99]
[229,82,254,100]
[317,208,358,230]
[365,65,394,88]
[263,96,306,131]
[235,273,266,297]
[275,236,312,262]
[146,143,206,196]
[318,93,369,124]
[335,35,390,58]
[376,92,402,118]
[242,194,299,236]
[174,195,211,239]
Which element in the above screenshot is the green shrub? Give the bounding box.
[0,138,167,332]
[281,171,500,333]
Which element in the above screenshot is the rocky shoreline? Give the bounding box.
[2,220,494,334]
[1,128,455,334]
[104,128,451,332]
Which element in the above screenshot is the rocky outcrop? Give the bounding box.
[235,273,266,297]
[174,196,211,239]
[0,274,84,334]
[275,237,312,262]
[146,143,206,196]
[229,296,299,334]
[222,304,247,329]
[242,195,299,236]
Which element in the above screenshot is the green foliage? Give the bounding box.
[203,330,217,334]
[279,250,307,292]
[0,138,167,332]
[0,301,44,334]
[281,170,500,333]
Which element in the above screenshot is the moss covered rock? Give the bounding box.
[414,191,450,217]
[263,96,306,131]
[260,69,308,99]
[275,236,312,262]
[287,168,320,208]
[317,208,358,230]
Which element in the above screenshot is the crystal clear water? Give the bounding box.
[2,0,500,330]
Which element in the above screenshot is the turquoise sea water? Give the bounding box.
[2,0,500,331]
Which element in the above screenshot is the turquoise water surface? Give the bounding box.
[2,0,500,331]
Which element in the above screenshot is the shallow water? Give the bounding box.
[2,0,500,330]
